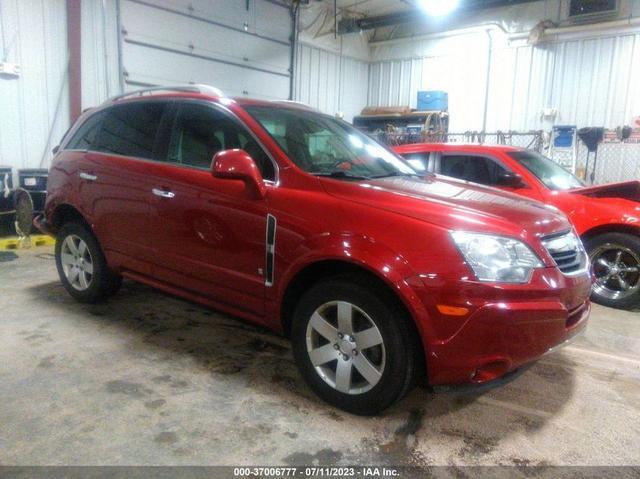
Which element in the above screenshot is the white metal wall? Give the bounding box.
[368,28,640,133]
[294,43,369,122]
[81,0,121,109]
[0,0,70,171]
[119,0,291,100]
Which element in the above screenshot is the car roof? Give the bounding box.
[394,143,525,154]
[101,85,318,113]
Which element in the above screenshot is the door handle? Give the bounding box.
[79,172,97,181]
[152,188,175,199]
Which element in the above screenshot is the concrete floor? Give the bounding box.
[0,246,639,467]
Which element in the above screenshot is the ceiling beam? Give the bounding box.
[338,0,541,33]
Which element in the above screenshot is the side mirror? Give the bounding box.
[496,171,526,188]
[212,149,266,199]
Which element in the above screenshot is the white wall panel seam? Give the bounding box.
[126,0,290,46]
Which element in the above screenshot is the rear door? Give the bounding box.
[148,100,276,318]
[77,101,170,275]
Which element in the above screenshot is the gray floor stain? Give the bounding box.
[144,399,167,410]
[105,380,151,398]
[37,355,55,368]
[284,448,343,466]
[154,431,178,445]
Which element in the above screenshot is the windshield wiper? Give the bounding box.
[369,172,425,179]
[311,171,371,180]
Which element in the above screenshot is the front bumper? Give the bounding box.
[429,299,589,384]
[409,267,592,385]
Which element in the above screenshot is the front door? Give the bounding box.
[148,101,276,318]
[439,153,543,201]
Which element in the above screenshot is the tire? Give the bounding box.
[55,222,122,303]
[291,276,418,415]
[586,232,640,310]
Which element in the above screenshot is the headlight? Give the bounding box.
[451,231,543,283]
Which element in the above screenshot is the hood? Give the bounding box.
[571,180,640,202]
[322,175,569,239]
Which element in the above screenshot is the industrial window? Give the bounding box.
[440,155,509,186]
[65,112,105,151]
[167,103,275,181]
[93,102,167,160]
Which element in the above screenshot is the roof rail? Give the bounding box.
[272,100,318,112]
[110,84,225,102]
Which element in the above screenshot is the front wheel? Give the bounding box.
[586,233,640,310]
[291,277,417,415]
[55,222,122,303]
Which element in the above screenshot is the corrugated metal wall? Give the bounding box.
[0,0,70,172]
[294,43,369,122]
[368,29,640,133]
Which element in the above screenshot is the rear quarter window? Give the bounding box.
[65,112,105,150]
[93,102,167,160]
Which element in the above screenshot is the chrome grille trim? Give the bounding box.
[541,230,589,276]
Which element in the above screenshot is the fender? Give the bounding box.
[563,198,640,237]
[270,231,435,344]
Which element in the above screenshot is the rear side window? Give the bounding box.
[93,102,167,160]
[66,112,104,150]
[440,155,508,186]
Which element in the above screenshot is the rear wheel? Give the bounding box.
[55,222,122,303]
[291,277,417,415]
[586,233,640,310]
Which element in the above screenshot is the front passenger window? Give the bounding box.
[167,103,275,181]
[440,155,509,187]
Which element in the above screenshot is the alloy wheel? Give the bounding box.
[60,234,94,291]
[305,301,385,395]
[590,243,640,300]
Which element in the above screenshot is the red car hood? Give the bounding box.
[571,180,640,202]
[322,175,570,238]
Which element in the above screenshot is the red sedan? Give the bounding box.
[395,143,640,310]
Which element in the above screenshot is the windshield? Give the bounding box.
[244,106,416,179]
[508,150,584,191]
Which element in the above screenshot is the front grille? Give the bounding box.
[541,230,588,275]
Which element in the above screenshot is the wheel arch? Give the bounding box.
[279,258,428,382]
[581,223,640,245]
[49,203,91,233]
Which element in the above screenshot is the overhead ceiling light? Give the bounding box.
[417,0,461,16]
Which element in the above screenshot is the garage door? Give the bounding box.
[120,0,292,100]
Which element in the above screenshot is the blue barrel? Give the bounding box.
[18,168,48,214]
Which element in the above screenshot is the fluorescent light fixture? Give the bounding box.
[418,0,461,16]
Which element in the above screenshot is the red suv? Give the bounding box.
[36,85,591,415]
